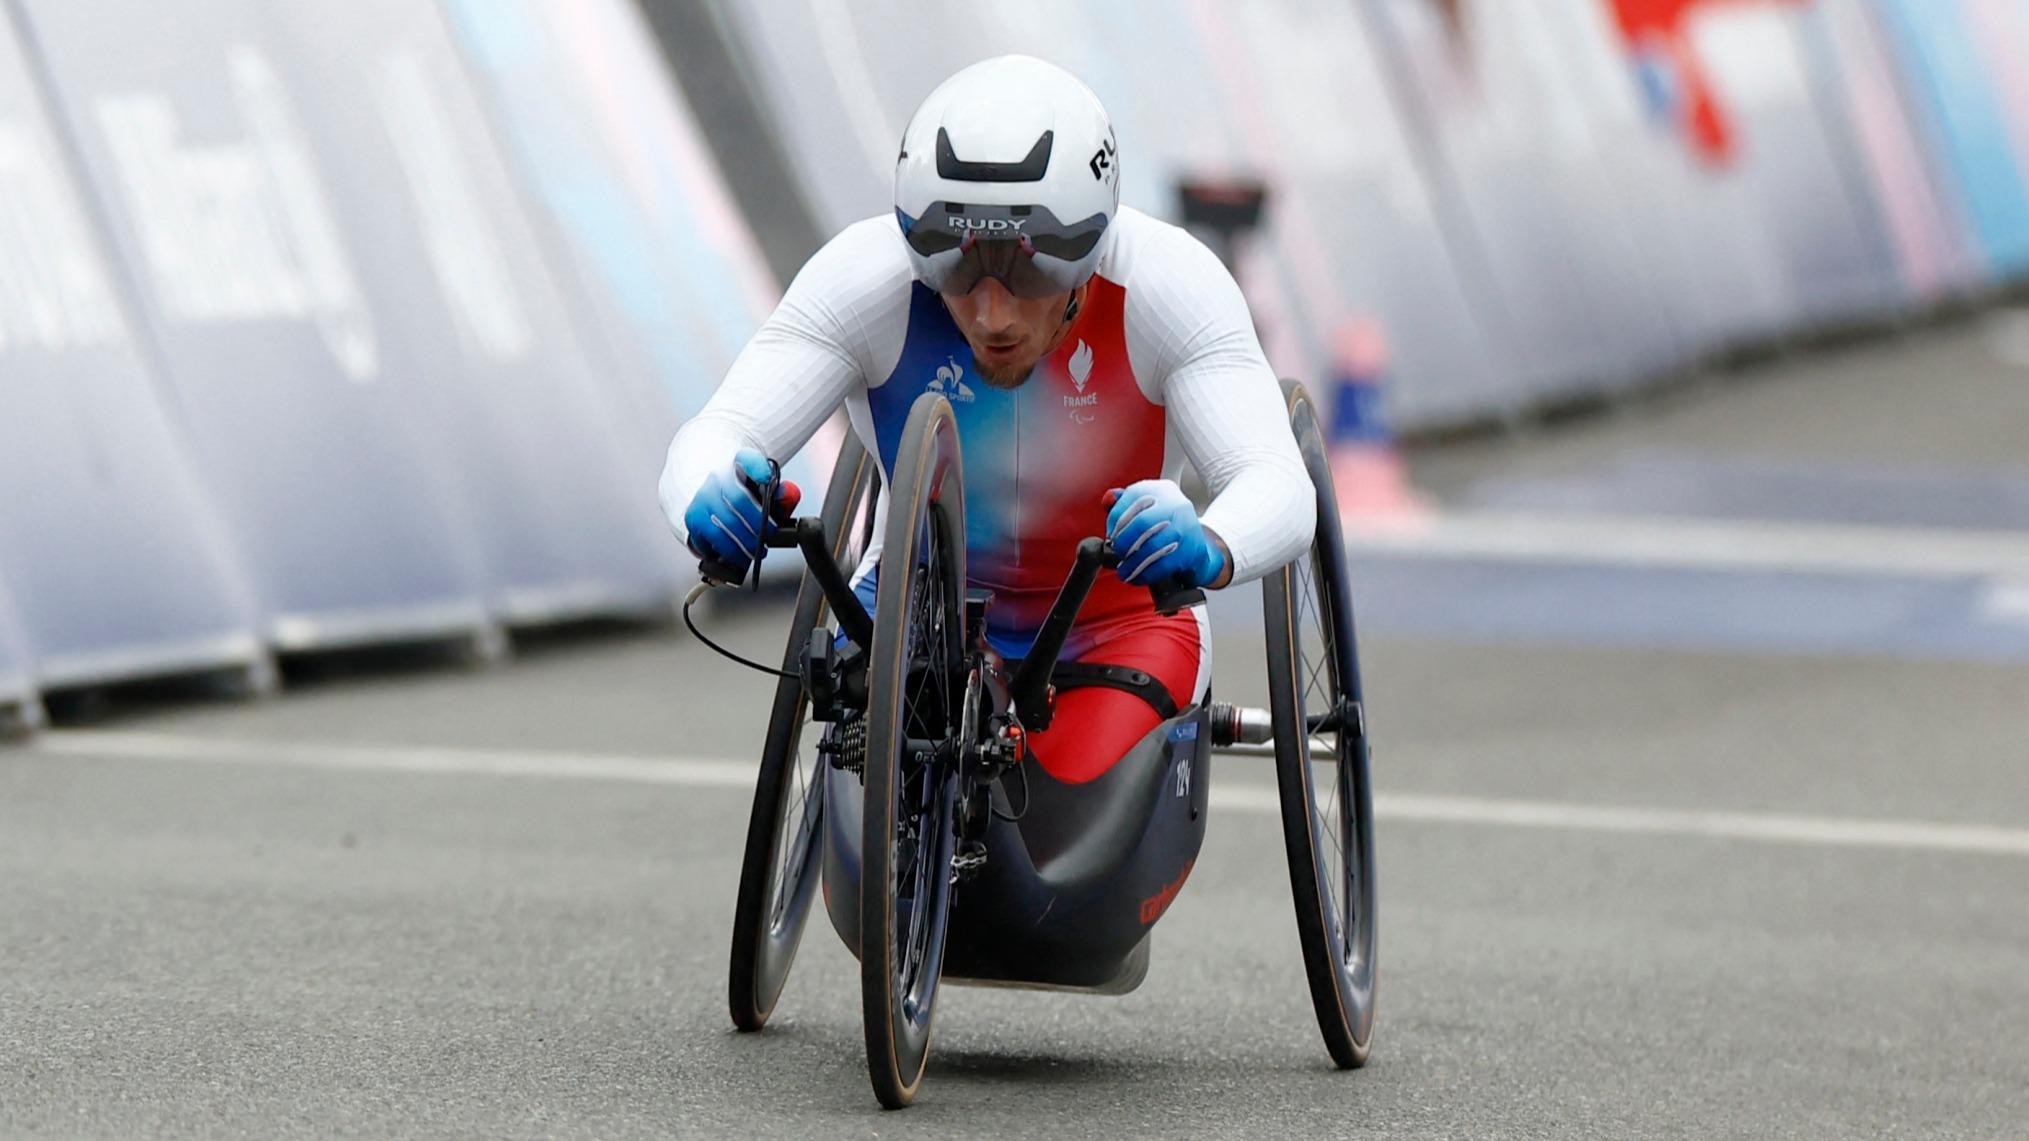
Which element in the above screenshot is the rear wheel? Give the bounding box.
[861,394,967,1109]
[1264,378,1378,1068]
[728,435,876,1032]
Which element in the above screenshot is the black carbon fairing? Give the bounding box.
[822,702,1211,994]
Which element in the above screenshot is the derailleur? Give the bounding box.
[803,628,868,723]
[806,628,870,782]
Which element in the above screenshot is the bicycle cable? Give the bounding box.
[991,741,1031,822]
[681,581,798,681]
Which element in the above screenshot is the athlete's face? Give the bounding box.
[943,277,1083,386]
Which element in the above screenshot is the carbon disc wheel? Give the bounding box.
[1263,378,1378,1068]
[727,436,875,1032]
[861,394,967,1109]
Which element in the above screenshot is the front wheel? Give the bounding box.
[1263,378,1378,1068]
[860,393,967,1109]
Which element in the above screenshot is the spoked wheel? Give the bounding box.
[728,434,877,1032]
[1263,378,1378,1068]
[861,394,967,1109]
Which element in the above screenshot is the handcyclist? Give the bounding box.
[659,54,1313,786]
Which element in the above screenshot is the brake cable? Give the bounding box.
[681,580,799,682]
[990,754,1031,822]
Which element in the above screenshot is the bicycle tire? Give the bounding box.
[861,393,966,1109]
[1263,378,1378,1068]
[727,435,875,1031]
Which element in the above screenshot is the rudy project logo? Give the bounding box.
[946,215,1028,236]
[929,355,975,403]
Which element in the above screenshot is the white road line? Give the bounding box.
[28,730,2029,859]
[1343,511,2029,581]
[31,730,756,789]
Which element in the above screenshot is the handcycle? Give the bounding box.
[698,379,1376,1108]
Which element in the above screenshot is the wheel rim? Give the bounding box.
[1291,535,1374,1004]
[887,512,961,1053]
[758,712,825,976]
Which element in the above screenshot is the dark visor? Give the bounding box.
[900,202,1109,298]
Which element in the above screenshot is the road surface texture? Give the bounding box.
[5,315,2028,1138]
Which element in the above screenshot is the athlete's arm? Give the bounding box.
[1123,221,1315,586]
[658,218,905,545]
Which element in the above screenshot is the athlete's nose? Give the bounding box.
[970,277,1020,340]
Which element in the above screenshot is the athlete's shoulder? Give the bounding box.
[773,215,916,375]
[791,214,916,300]
[1104,207,1256,384]
[1095,205,1229,291]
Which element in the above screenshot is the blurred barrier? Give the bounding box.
[254,0,677,626]
[442,0,779,456]
[16,0,499,653]
[0,0,775,716]
[1379,0,1674,397]
[6,0,2029,721]
[0,578,38,732]
[1870,0,2029,281]
[0,8,267,691]
[1658,2,1904,326]
[700,0,2029,429]
[1807,0,1976,300]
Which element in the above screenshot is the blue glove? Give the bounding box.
[684,448,779,577]
[1104,479,1228,588]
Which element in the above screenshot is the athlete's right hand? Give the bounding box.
[684,448,783,580]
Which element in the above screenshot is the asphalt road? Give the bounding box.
[5,317,2029,1138]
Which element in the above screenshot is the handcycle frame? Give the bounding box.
[721,379,1377,1110]
[757,520,1202,732]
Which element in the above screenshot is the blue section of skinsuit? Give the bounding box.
[865,285,1048,659]
[866,285,1020,567]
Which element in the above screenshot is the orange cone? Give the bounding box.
[1325,318,1432,530]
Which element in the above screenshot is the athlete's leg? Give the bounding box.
[1025,607,1210,784]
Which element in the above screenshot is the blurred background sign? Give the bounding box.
[0,0,2026,707]
[17,0,497,653]
[253,0,677,626]
[445,0,782,456]
[0,7,265,693]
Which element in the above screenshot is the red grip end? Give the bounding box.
[772,480,802,523]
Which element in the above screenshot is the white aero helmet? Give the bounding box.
[895,55,1119,298]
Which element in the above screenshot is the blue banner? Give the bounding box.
[253,0,676,623]
[1871,0,2029,278]
[0,3,265,686]
[443,0,779,441]
[17,0,496,650]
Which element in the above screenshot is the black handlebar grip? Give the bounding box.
[696,551,749,588]
[1148,576,1206,616]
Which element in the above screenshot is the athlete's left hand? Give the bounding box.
[1104,479,1229,588]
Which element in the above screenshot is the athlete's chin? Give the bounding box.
[972,347,1039,386]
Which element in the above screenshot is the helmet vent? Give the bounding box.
[935,128,1053,183]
